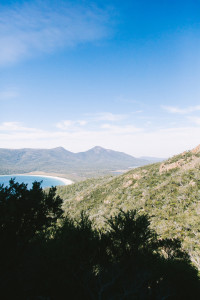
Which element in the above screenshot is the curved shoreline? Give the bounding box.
[0,174,74,186]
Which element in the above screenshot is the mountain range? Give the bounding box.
[0,146,163,179]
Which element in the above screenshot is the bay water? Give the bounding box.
[0,175,69,189]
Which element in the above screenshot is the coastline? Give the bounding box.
[0,174,74,186]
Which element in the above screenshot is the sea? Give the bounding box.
[0,175,68,189]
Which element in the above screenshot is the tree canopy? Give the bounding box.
[0,179,199,299]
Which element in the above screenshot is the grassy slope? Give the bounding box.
[56,149,200,269]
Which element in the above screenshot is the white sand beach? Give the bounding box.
[3,174,74,186]
[29,175,74,185]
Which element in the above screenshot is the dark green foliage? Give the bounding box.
[30,209,200,300]
[0,180,200,299]
[0,179,63,247]
[105,210,157,260]
[0,179,63,299]
[97,210,200,300]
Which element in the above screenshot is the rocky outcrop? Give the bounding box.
[159,159,185,173]
[159,154,200,174]
[191,144,200,154]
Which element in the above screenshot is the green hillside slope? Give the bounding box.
[56,144,200,269]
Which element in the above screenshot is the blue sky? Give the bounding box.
[1,0,200,157]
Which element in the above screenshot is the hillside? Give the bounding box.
[0,146,151,179]
[55,144,200,269]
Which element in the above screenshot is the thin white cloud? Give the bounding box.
[78,120,87,126]
[162,105,200,114]
[131,110,143,114]
[87,112,127,122]
[0,90,18,100]
[0,1,111,65]
[56,120,74,130]
[56,120,87,130]
[187,116,200,125]
[101,123,143,133]
[0,122,38,132]
[1,121,200,157]
[116,96,144,106]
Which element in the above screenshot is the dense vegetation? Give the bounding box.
[55,146,200,270]
[1,180,200,299]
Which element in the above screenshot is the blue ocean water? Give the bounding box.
[0,175,67,189]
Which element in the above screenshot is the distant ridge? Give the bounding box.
[0,146,152,178]
[139,156,165,163]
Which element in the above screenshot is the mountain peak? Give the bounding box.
[53,147,66,151]
[0,146,150,177]
[90,146,106,153]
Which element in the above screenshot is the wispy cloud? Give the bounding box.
[101,123,143,133]
[131,110,143,114]
[1,121,200,157]
[0,1,111,65]
[0,122,38,132]
[0,90,18,100]
[56,120,87,130]
[187,116,200,125]
[162,105,200,114]
[55,114,128,131]
[116,96,144,106]
[87,112,127,122]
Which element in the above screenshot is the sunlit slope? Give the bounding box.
[57,144,200,269]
